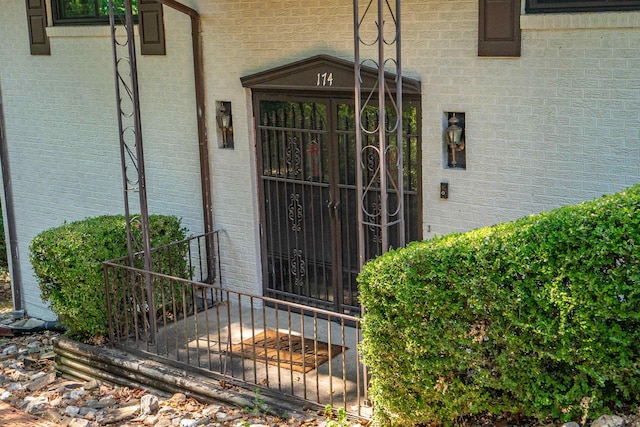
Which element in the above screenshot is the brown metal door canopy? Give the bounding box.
[240,55,420,95]
[242,56,421,315]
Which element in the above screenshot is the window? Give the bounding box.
[26,0,165,55]
[526,0,640,13]
[52,0,138,25]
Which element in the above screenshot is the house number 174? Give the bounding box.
[316,72,333,87]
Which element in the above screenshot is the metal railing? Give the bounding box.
[104,231,370,418]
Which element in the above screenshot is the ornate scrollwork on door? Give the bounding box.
[290,248,306,287]
[288,193,303,232]
[286,136,302,177]
[369,195,382,244]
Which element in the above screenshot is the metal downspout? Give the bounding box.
[0,85,23,316]
[157,0,215,282]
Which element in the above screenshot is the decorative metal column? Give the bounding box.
[108,0,155,337]
[354,0,404,267]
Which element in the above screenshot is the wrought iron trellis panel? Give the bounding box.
[354,0,404,267]
[108,0,156,334]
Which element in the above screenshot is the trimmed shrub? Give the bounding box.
[359,186,640,426]
[29,214,188,341]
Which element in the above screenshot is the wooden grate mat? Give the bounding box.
[229,329,345,373]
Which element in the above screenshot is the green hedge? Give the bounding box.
[29,214,188,341]
[359,185,640,426]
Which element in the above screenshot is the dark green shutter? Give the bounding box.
[139,0,166,56]
[25,0,50,55]
[478,0,521,57]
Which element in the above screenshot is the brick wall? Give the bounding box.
[0,3,204,319]
[0,0,638,318]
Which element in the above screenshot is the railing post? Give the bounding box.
[104,263,115,344]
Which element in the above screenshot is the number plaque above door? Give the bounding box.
[241,54,421,94]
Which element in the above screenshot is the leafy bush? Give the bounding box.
[29,214,188,341]
[359,186,640,426]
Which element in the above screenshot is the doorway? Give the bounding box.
[240,55,423,315]
[254,94,421,315]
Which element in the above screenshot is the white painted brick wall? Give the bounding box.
[1,0,639,318]
[0,3,204,319]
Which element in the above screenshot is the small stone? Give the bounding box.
[591,415,625,427]
[202,404,221,417]
[170,392,187,403]
[84,379,99,390]
[41,408,64,424]
[96,404,139,425]
[69,389,85,400]
[26,342,41,354]
[2,345,18,355]
[180,419,198,427]
[23,357,37,367]
[562,423,581,427]
[141,393,160,414]
[155,419,173,427]
[78,406,93,416]
[66,405,81,417]
[158,406,179,416]
[144,415,159,425]
[7,382,24,391]
[0,390,13,401]
[95,396,117,408]
[69,419,91,427]
[26,371,56,392]
[63,382,85,390]
[16,398,30,410]
[29,371,47,381]
[216,412,227,420]
[25,396,49,414]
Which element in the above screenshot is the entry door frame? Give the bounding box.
[241,54,422,314]
[252,90,422,314]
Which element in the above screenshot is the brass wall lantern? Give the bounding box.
[216,101,233,149]
[445,113,465,169]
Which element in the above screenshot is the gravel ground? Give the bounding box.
[0,311,368,427]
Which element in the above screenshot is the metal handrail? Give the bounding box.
[103,232,369,418]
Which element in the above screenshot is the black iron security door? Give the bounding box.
[256,95,420,315]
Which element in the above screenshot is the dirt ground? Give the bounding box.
[0,274,11,315]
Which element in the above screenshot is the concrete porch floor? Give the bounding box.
[134,297,371,417]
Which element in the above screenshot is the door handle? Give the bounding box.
[327,201,334,210]
[333,201,341,212]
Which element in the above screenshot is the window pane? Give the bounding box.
[56,0,138,21]
[58,0,96,19]
[98,0,138,17]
